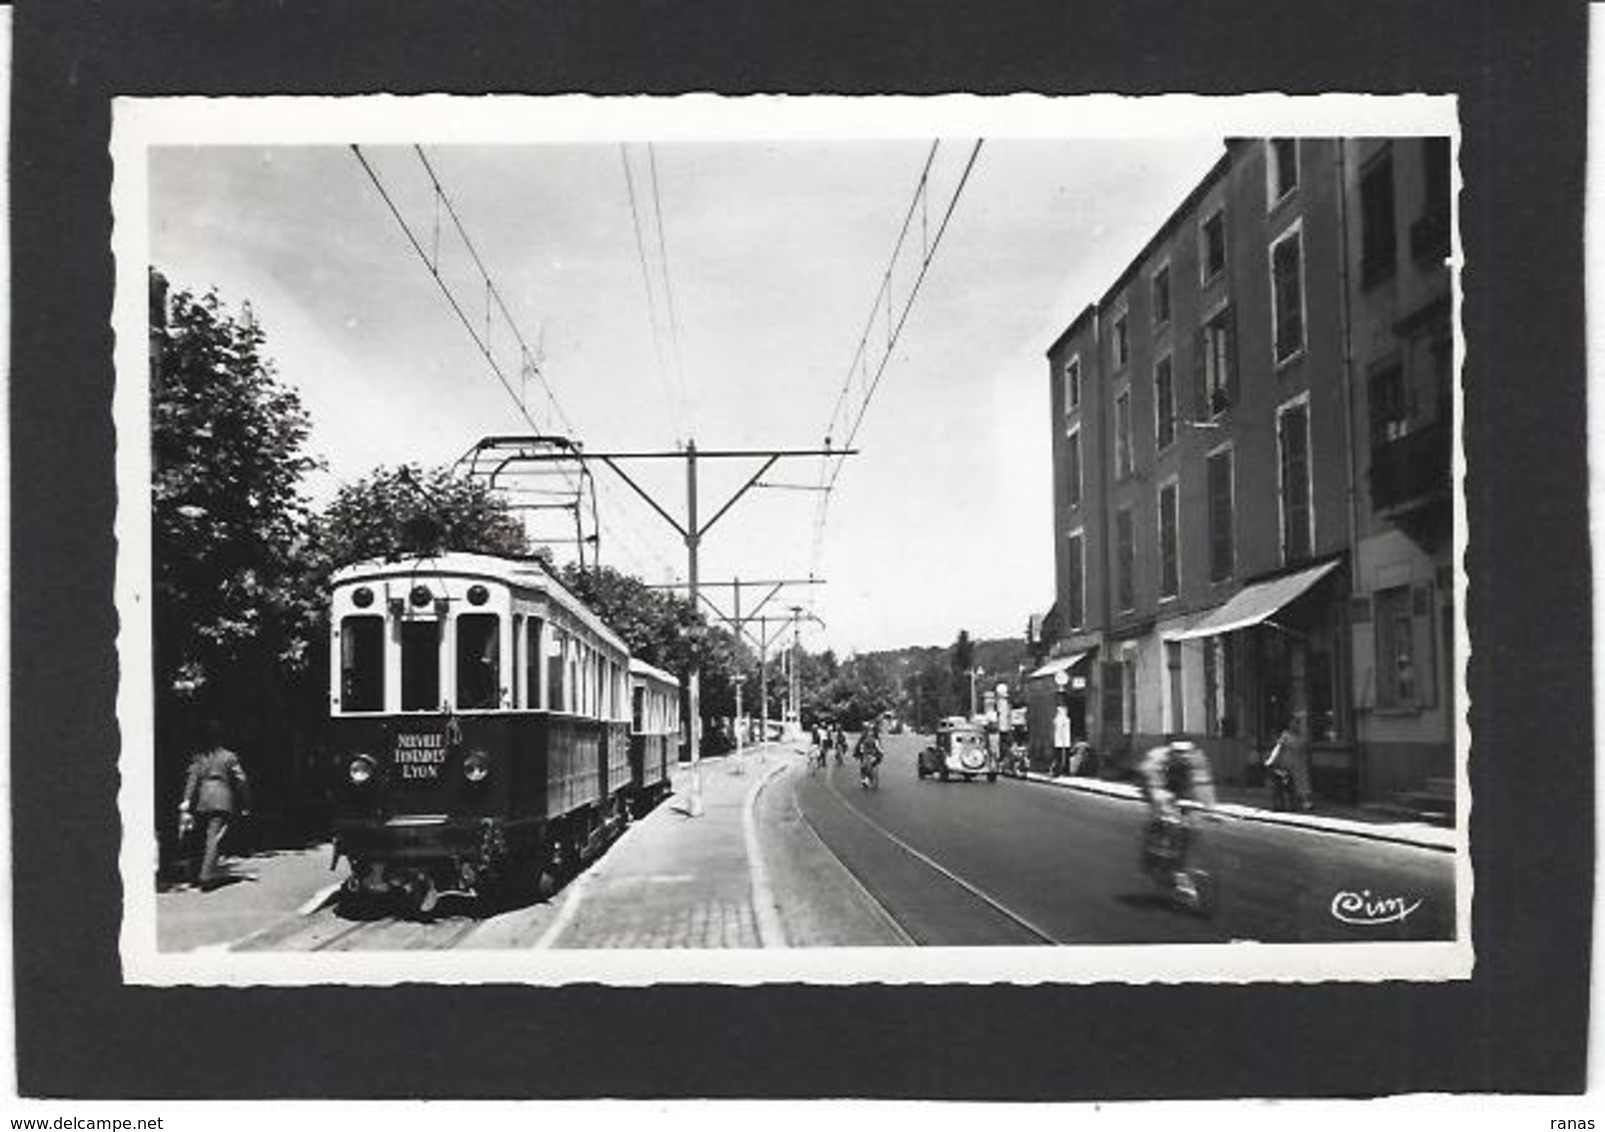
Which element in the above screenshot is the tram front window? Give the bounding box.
[457,613,501,710]
[401,619,442,711]
[340,615,385,712]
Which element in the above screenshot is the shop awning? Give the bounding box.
[1027,651,1089,680]
[1164,560,1340,642]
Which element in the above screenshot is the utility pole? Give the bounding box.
[653,577,826,775]
[469,436,854,817]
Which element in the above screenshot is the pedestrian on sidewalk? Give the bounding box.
[178,718,251,890]
[1266,714,1314,811]
[1051,704,1072,777]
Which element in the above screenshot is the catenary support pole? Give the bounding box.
[686,440,703,817]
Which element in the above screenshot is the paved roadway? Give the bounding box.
[786,733,1456,945]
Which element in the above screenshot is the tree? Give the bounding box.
[151,276,322,846]
[558,563,752,747]
[311,463,529,572]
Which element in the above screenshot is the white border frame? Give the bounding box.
[110,93,1470,988]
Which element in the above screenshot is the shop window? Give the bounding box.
[1375,584,1437,711]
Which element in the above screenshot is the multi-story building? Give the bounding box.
[1341,137,1456,804]
[1038,137,1454,806]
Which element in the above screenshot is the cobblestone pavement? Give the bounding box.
[549,752,777,949]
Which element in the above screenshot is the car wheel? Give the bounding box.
[987,772,998,783]
[940,769,950,782]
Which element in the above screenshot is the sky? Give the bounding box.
[143,109,1232,654]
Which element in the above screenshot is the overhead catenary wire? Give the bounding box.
[806,140,987,598]
[620,144,688,445]
[647,144,694,434]
[349,144,675,582]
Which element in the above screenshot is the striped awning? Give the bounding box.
[1164,560,1340,642]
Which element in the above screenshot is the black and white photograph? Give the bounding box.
[111,95,1468,986]
[10,0,1595,1113]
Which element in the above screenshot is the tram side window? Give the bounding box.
[340,616,385,712]
[457,613,501,710]
[633,685,645,731]
[547,627,567,713]
[526,618,543,710]
[401,620,442,712]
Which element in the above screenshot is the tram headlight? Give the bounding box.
[462,749,491,784]
[347,754,377,786]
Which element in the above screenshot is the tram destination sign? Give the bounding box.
[394,731,448,780]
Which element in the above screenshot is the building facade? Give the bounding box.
[1041,137,1455,806]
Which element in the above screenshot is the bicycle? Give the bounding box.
[1140,807,1219,916]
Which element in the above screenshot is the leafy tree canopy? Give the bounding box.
[152,277,321,700]
[311,463,530,573]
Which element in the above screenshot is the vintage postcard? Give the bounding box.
[111,94,1468,985]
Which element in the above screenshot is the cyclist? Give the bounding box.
[1135,735,1221,902]
[831,722,847,766]
[855,719,885,788]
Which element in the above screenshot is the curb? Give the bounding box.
[742,758,792,949]
[1016,771,1457,853]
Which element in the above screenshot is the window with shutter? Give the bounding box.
[1271,225,1306,364]
[1361,146,1398,287]
[1155,355,1176,450]
[1278,399,1312,564]
[1116,507,1136,612]
[1067,531,1085,629]
[1115,389,1133,480]
[1101,661,1126,738]
[1066,428,1082,507]
[1207,447,1234,582]
[1158,480,1179,599]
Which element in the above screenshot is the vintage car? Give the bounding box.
[917,717,998,783]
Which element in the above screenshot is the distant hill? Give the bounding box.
[860,636,1034,692]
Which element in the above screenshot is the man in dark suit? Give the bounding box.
[178,719,251,889]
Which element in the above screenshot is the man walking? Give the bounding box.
[178,719,251,889]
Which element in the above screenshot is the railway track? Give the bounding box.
[231,896,498,953]
[814,765,1061,946]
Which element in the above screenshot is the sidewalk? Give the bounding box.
[544,743,903,948]
[1018,769,1458,852]
[156,843,345,952]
